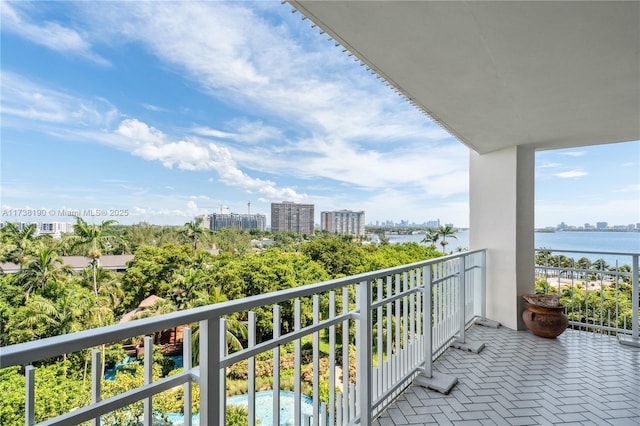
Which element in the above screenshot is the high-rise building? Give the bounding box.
[425,219,440,229]
[39,221,74,238]
[271,201,314,234]
[596,222,608,230]
[321,210,365,237]
[209,213,266,231]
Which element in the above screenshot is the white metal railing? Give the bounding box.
[0,250,487,426]
[534,248,639,345]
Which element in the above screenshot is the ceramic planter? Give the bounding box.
[522,294,568,338]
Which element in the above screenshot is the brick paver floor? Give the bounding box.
[373,325,640,425]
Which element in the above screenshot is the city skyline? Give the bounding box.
[1,1,638,229]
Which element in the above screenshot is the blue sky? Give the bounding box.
[1,1,638,229]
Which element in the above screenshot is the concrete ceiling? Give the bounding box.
[287,1,640,154]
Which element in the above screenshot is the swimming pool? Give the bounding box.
[165,390,314,426]
[104,355,184,381]
[105,357,313,424]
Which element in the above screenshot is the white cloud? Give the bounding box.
[0,71,119,127]
[2,3,470,224]
[559,151,586,157]
[555,170,588,178]
[537,162,561,169]
[140,103,167,112]
[192,127,237,140]
[113,119,306,201]
[81,2,454,146]
[1,1,109,65]
[193,120,283,144]
[612,184,640,193]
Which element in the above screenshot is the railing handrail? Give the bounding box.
[534,247,639,342]
[0,250,484,368]
[535,248,640,257]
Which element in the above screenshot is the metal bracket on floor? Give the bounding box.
[413,371,458,395]
[450,338,486,354]
[618,335,640,348]
[475,318,501,328]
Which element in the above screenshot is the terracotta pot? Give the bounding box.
[522,294,568,338]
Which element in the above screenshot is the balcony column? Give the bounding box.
[470,145,535,330]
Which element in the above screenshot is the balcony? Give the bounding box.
[1,248,638,425]
[373,325,640,425]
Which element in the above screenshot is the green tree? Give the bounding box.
[188,286,248,361]
[0,222,39,266]
[0,363,89,425]
[9,286,110,349]
[375,230,390,246]
[76,267,124,311]
[18,241,69,300]
[121,244,192,311]
[71,217,125,297]
[420,228,440,248]
[437,225,457,252]
[170,267,207,310]
[180,218,205,254]
[301,237,365,278]
[214,227,251,254]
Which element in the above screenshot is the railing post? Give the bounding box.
[183,328,192,426]
[313,296,320,426]
[25,365,35,426]
[620,254,640,347]
[481,250,487,319]
[91,349,101,426]
[423,266,433,378]
[474,250,500,328]
[451,255,486,354]
[356,280,372,426]
[273,306,281,426]
[220,319,227,426]
[458,256,466,344]
[414,264,458,394]
[248,312,257,426]
[199,316,221,425]
[143,336,153,426]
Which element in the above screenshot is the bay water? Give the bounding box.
[384,230,640,265]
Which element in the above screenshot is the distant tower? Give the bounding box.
[321,210,365,237]
[248,202,251,215]
[271,201,315,234]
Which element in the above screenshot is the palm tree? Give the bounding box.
[171,268,207,310]
[592,258,610,271]
[77,267,124,311]
[189,286,247,362]
[375,230,390,246]
[18,241,70,299]
[15,288,107,358]
[437,225,457,252]
[1,222,38,267]
[71,216,124,296]
[180,218,205,254]
[421,228,440,248]
[536,248,553,266]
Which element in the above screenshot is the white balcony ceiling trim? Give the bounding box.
[287,1,640,154]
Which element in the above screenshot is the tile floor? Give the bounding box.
[373,325,640,425]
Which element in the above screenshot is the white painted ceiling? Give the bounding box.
[288,1,640,154]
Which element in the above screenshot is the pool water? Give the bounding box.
[104,355,184,381]
[106,356,313,424]
[165,390,314,426]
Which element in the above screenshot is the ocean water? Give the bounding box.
[384,230,640,264]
